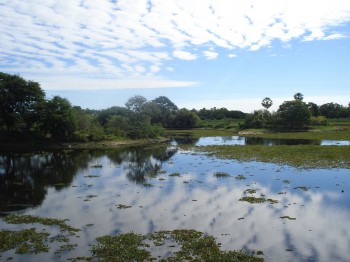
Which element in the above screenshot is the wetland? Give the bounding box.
[0,134,349,261]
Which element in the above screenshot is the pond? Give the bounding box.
[0,142,349,261]
[172,135,350,146]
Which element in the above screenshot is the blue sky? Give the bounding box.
[1,0,349,112]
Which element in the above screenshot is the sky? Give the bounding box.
[1,0,350,112]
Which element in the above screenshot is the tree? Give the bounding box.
[141,102,162,124]
[125,95,147,113]
[261,97,273,110]
[169,109,200,129]
[152,96,178,112]
[293,92,304,101]
[42,96,77,139]
[277,100,311,130]
[319,102,348,118]
[0,72,45,132]
[307,102,319,117]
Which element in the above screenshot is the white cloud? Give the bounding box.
[203,50,218,60]
[228,54,237,58]
[1,0,350,89]
[173,50,197,60]
[35,74,197,90]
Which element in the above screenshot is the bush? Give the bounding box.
[310,116,328,126]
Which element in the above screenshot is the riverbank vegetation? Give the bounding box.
[1,72,350,146]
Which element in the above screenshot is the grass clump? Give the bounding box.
[3,215,80,235]
[239,197,266,204]
[213,172,231,178]
[169,173,181,177]
[116,204,132,209]
[239,196,279,204]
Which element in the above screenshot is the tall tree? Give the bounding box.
[125,95,147,113]
[261,97,273,110]
[293,92,304,101]
[42,96,77,139]
[0,72,45,132]
[277,100,311,130]
[152,96,178,112]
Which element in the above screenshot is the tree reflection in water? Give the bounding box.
[0,146,177,213]
[107,145,177,184]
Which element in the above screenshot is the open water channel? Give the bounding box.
[0,137,349,261]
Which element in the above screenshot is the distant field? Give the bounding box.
[329,118,350,125]
[198,118,243,129]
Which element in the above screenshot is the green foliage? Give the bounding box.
[41,96,78,140]
[125,95,147,113]
[276,100,311,130]
[169,108,200,129]
[319,102,348,118]
[0,72,45,132]
[310,116,328,126]
[0,229,50,254]
[241,110,273,129]
[195,107,246,120]
[307,102,320,116]
[261,97,273,110]
[293,92,304,101]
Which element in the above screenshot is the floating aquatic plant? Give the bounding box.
[280,216,296,220]
[116,204,132,209]
[214,172,231,177]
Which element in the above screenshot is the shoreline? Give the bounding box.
[0,137,170,151]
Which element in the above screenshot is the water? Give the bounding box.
[0,144,349,261]
[172,135,350,146]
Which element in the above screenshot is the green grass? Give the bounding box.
[240,127,350,140]
[199,118,243,129]
[195,145,350,168]
[166,128,234,138]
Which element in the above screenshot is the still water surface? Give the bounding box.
[172,135,350,146]
[0,141,349,261]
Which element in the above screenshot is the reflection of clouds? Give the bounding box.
[9,151,349,262]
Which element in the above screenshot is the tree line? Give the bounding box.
[1,72,349,142]
[0,72,202,141]
[243,93,350,130]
